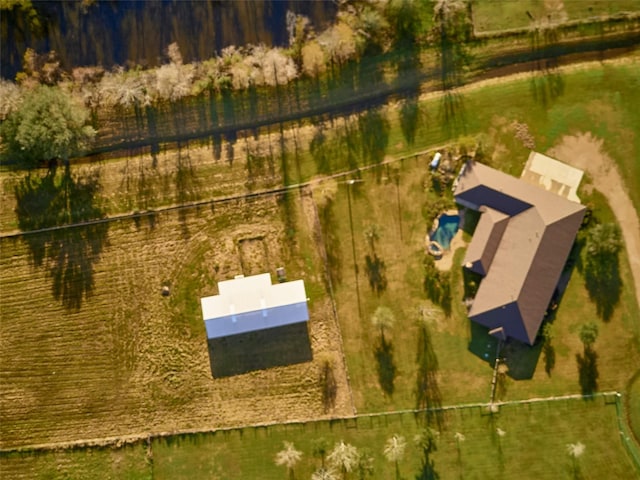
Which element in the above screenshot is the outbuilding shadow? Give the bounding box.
[207,321,312,378]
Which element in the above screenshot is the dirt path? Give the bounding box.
[548,132,640,306]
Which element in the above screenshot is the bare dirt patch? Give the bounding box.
[548,132,640,304]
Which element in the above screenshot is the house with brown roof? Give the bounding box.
[454,160,586,345]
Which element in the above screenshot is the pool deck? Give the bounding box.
[433,208,467,271]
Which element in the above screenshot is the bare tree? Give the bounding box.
[327,440,360,479]
[0,79,23,120]
[312,467,338,480]
[383,434,406,480]
[371,306,395,341]
[275,441,303,480]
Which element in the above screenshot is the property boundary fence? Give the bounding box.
[3,390,639,464]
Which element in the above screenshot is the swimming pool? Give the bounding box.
[430,214,460,250]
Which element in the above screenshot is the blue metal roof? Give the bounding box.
[204,301,309,339]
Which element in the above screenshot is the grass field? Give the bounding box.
[0,189,353,449]
[1,52,640,477]
[472,0,640,32]
[2,396,636,479]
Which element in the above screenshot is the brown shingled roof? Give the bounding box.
[454,160,585,345]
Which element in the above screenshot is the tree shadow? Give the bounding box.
[583,253,621,322]
[423,256,452,317]
[529,26,565,107]
[365,253,388,296]
[529,70,565,108]
[310,125,333,175]
[320,358,338,413]
[543,342,556,376]
[175,151,201,235]
[358,109,389,168]
[399,98,422,147]
[439,91,466,138]
[415,321,444,429]
[576,346,599,396]
[374,335,397,397]
[319,198,342,287]
[14,167,109,310]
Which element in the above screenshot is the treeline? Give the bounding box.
[0,0,442,163]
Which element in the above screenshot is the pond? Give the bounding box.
[430,213,460,250]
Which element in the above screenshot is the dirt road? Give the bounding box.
[549,133,640,306]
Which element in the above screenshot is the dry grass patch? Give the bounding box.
[0,189,352,449]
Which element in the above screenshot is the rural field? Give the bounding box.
[1,50,640,479]
[0,189,353,449]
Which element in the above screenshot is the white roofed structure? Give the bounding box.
[201,273,309,339]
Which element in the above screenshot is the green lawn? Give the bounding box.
[631,373,640,448]
[323,150,639,416]
[472,0,640,32]
[0,443,150,480]
[4,396,635,479]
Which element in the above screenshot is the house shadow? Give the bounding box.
[207,322,312,378]
[468,322,542,380]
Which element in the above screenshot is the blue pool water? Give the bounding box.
[430,214,460,250]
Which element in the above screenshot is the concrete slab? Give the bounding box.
[520,151,584,203]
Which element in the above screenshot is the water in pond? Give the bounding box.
[430,214,460,250]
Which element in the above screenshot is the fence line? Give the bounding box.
[0,391,626,455]
[0,144,444,240]
[614,392,640,470]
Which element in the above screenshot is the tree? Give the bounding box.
[327,441,360,479]
[312,467,338,480]
[0,85,96,168]
[0,79,23,120]
[371,306,395,340]
[363,223,381,252]
[356,448,375,479]
[414,427,440,480]
[275,441,303,480]
[583,223,622,320]
[312,437,330,468]
[579,322,599,349]
[586,223,622,257]
[453,431,465,470]
[383,434,406,479]
[567,442,586,478]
